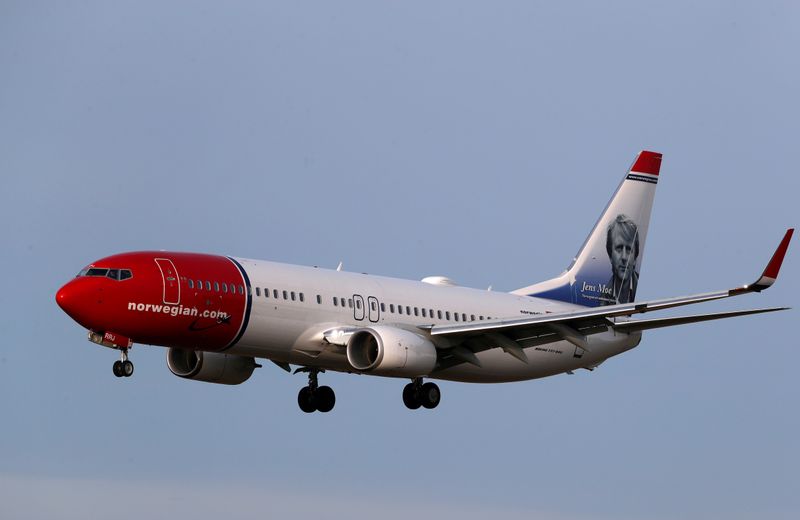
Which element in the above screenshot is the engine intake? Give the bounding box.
[167,348,256,385]
[346,326,437,377]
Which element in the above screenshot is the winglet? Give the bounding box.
[749,228,794,291]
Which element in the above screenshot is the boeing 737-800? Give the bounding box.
[55,151,793,413]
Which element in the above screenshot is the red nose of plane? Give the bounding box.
[56,281,78,318]
[56,279,97,328]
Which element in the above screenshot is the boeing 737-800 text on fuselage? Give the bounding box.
[56,151,793,413]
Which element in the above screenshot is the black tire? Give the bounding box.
[112,360,123,378]
[122,360,134,377]
[420,382,440,409]
[298,386,316,413]
[315,386,336,413]
[402,383,421,410]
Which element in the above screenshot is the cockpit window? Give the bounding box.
[77,267,133,280]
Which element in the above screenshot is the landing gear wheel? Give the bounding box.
[295,367,336,413]
[402,383,421,410]
[121,360,134,377]
[420,382,440,409]
[315,386,336,413]
[113,348,133,378]
[298,386,316,413]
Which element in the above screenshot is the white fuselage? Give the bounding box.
[228,257,641,383]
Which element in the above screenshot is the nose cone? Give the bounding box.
[56,279,97,327]
[56,281,78,317]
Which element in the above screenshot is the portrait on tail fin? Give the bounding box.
[603,214,640,305]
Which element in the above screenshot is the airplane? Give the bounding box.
[55,151,794,413]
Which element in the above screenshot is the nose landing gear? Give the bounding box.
[295,367,335,413]
[112,348,134,378]
[402,378,440,410]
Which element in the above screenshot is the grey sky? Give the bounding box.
[1,2,798,519]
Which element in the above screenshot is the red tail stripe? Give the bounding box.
[631,151,662,176]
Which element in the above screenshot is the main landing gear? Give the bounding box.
[403,378,440,410]
[295,367,335,413]
[112,348,134,378]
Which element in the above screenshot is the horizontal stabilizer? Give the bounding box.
[611,307,789,333]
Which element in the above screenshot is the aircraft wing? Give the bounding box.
[428,229,793,367]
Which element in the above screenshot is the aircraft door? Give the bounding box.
[155,258,180,305]
[353,294,365,321]
[367,296,380,322]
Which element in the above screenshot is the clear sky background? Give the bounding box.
[1,2,798,519]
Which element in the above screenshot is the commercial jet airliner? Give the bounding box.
[56,151,793,413]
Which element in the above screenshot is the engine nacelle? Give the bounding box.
[346,326,437,377]
[167,348,256,385]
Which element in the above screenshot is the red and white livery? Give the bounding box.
[56,151,793,413]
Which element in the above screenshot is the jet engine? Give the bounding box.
[167,348,257,385]
[346,326,437,377]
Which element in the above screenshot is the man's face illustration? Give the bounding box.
[610,230,635,281]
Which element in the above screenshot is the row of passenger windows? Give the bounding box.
[187,278,244,295]
[251,286,490,323]
[187,278,489,324]
[255,286,305,303]
[378,302,490,322]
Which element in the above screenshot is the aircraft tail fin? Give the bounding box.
[512,151,662,307]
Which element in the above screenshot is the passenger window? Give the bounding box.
[380,303,386,312]
[421,308,427,317]
[455,313,460,322]
[356,299,362,310]
[237,285,243,295]
[300,293,305,302]
[430,309,434,318]
[222,283,227,293]
[414,307,419,316]
[283,290,288,300]
[214,282,220,292]
[348,298,353,308]
[446,311,451,320]
[390,304,395,313]
[480,316,484,320]
[317,295,322,304]
[437,310,442,319]
[370,301,376,311]
[205,281,211,291]
[333,297,338,306]
[462,313,467,322]
[398,306,403,315]
[188,279,194,289]
[291,291,296,301]
[256,287,261,297]
[406,306,410,315]
[197,279,203,290]
[273,289,278,298]
[471,314,475,321]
